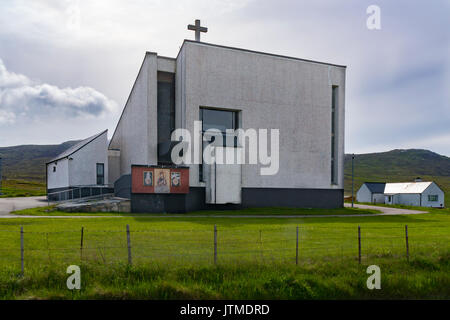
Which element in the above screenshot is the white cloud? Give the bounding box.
[0,109,15,124]
[0,58,117,123]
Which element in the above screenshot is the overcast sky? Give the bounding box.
[0,0,449,156]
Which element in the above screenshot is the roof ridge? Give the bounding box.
[47,129,107,164]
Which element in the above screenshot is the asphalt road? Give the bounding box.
[343,203,426,215]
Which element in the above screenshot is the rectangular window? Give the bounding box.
[331,86,338,185]
[428,195,438,202]
[199,107,239,182]
[201,108,237,133]
[96,163,104,185]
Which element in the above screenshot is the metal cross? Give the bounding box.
[187,19,207,42]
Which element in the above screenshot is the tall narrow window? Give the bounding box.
[157,72,175,164]
[96,163,104,185]
[331,86,338,185]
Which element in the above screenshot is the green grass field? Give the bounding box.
[0,207,449,299]
[11,205,380,216]
[0,179,46,198]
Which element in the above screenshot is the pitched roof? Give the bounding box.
[47,130,107,164]
[363,182,386,193]
[384,182,433,194]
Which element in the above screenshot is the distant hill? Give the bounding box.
[344,149,450,206]
[0,140,81,181]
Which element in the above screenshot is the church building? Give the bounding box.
[108,21,346,212]
[107,21,346,212]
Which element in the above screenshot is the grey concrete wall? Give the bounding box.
[109,53,158,176]
[114,174,131,199]
[157,56,176,73]
[108,149,121,185]
[180,42,346,190]
[69,131,109,186]
[130,187,343,213]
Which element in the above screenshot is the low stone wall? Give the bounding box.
[57,197,131,213]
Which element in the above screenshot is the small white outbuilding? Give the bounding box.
[357,181,445,208]
[46,130,110,199]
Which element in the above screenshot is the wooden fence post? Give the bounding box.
[214,225,217,265]
[80,227,84,261]
[358,226,361,264]
[296,225,299,265]
[20,226,24,276]
[405,225,409,262]
[259,230,263,261]
[46,232,51,263]
[126,224,132,265]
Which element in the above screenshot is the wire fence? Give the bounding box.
[0,224,449,275]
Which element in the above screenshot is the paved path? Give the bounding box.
[0,197,428,218]
[0,196,48,216]
[343,203,426,215]
[0,204,427,219]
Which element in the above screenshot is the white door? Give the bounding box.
[205,146,242,204]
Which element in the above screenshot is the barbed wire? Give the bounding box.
[0,222,449,272]
[0,223,449,235]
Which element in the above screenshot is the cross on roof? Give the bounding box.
[187,19,207,42]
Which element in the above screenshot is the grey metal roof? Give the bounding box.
[364,182,386,194]
[47,130,107,164]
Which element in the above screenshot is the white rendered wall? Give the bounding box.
[397,193,420,206]
[47,158,69,189]
[175,46,186,131]
[179,42,346,189]
[385,195,392,205]
[421,183,445,207]
[109,53,158,176]
[356,184,372,203]
[372,193,385,204]
[69,132,108,186]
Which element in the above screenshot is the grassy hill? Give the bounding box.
[0,141,80,182]
[344,149,450,207]
[0,141,80,197]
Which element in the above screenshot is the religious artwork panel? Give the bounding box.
[154,168,170,193]
[171,172,181,187]
[131,166,189,194]
[143,171,153,186]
